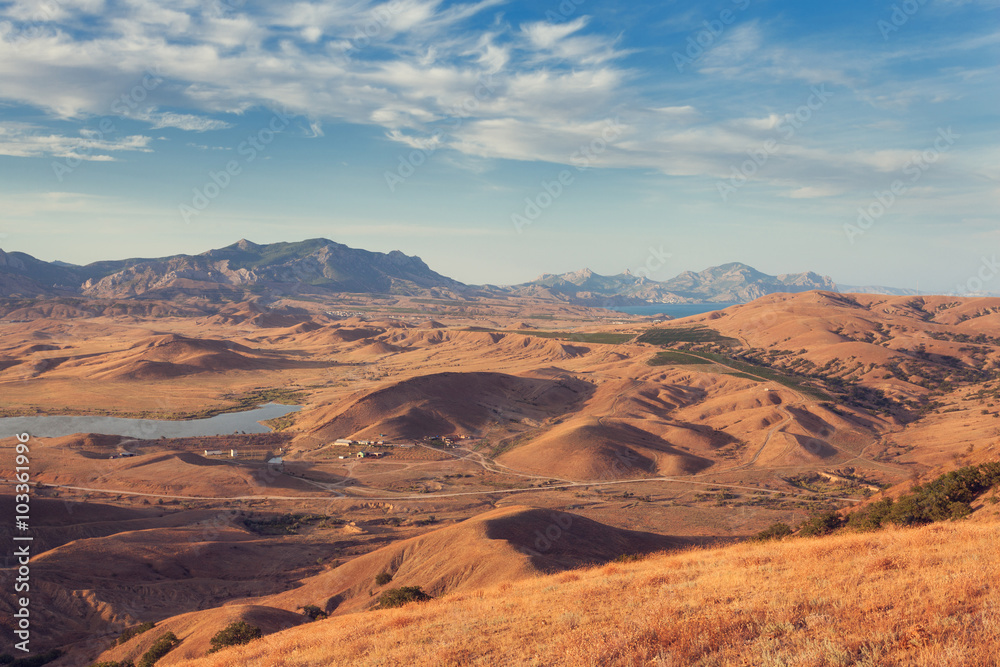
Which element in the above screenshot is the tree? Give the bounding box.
[754,522,793,541]
[300,605,327,621]
[208,621,262,654]
[137,633,179,667]
[798,510,843,537]
[377,586,431,609]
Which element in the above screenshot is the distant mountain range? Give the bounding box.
[509,264,843,305]
[0,239,462,299]
[0,238,932,304]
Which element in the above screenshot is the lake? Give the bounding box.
[0,403,301,439]
[612,303,740,318]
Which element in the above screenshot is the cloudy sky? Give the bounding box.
[0,0,997,291]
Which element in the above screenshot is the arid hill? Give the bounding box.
[88,505,685,666]
[302,371,594,441]
[175,514,1000,667]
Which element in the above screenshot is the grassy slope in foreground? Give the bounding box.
[179,517,999,667]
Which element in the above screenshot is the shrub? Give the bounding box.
[841,462,1000,530]
[798,511,844,537]
[90,661,135,667]
[378,586,431,609]
[116,622,155,646]
[137,633,179,667]
[207,621,263,654]
[300,605,328,621]
[615,553,644,563]
[846,498,894,532]
[374,572,393,586]
[754,522,793,541]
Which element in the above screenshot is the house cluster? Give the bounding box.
[337,450,386,460]
[203,449,240,457]
[423,434,470,447]
[334,438,385,446]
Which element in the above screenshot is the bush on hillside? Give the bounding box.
[378,586,431,609]
[300,605,328,621]
[116,622,155,646]
[846,462,1000,530]
[754,522,793,541]
[207,621,262,654]
[137,633,179,667]
[374,572,393,586]
[846,497,894,532]
[798,510,844,537]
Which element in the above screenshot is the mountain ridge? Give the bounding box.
[0,240,928,303]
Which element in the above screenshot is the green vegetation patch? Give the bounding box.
[242,513,328,535]
[224,387,306,408]
[754,522,793,541]
[137,632,179,667]
[794,462,1000,538]
[208,621,262,654]
[300,605,328,621]
[116,622,155,646]
[647,350,714,366]
[261,412,297,432]
[378,586,432,609]
[637,326,740,346]
[849,462,1000,529]
[471,329,635,344]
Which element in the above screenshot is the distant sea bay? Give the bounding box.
[611,303,740,318]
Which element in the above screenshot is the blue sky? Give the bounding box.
[0,0,997,292]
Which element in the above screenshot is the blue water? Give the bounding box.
[611,303,739,318]
[0,403,301,439]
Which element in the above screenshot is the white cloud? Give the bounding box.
[0,122,152,160]
[521,16,589,49]
[139,111,233,132]
[0,0,992,204]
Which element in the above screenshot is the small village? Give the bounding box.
[329,434,473,459]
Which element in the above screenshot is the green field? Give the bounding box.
[470,329,636,344]
[637,326,740,346]
[647,350,714,365]
[642,341,831,400]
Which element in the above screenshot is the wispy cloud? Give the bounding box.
[0,0,996,205]
[0,122,151,160]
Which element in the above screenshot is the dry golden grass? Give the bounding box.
[178,518,1000,667]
